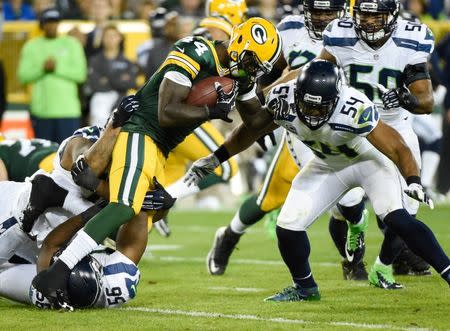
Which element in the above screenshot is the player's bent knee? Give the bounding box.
[382,209,412,231]
[276,191,313,231]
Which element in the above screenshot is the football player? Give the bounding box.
[0,137,58,182]
[206,0,370,281]
[32,17,283,309]
[317,0,435,285]
[184,59,450,300]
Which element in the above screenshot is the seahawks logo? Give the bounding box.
[251,24,267,44]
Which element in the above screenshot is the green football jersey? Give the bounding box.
[123,36,229,156]
[0,138,59,181]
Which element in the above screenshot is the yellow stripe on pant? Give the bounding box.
[165,122,238,185]
[109,132,166,216]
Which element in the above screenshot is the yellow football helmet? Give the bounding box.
[227,17,282,78]
[198,15,234,37]
[205,0,247,26]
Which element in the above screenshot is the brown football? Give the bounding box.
[185,76,234,107]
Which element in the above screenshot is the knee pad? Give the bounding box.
[277,191,313,231]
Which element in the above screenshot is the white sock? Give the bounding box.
[0,223,30,266]
[58,230,98,269]
[421,151,440,188]
[0,263,36,304]
[229,212,247,234]
[375,256,390,267]
[167,178,200,199]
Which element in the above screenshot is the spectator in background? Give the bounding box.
[0,60,5,124]
[2,0,36,20]
[56,0,90,19]
[109,0,125,19]
[174,0,204,20]
[34,0,56,17]
[136,7,179,79]
[84,24,138,126]
[85,0,112,58]
[17,8,86,143]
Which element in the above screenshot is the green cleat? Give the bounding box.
[369,262,403,289]
[264,285,321,302]
[345,209,369,264]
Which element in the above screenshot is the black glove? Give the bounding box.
[270,97,290,121]
[378,85,419,112]
[141,177,177,211]
[206,82,237,123]
[256,131,276,152]
[111,95,139,128]
[71,155,100,191]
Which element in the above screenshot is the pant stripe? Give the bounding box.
[117,134,134,204]
[121,133,140,206]
[256,132,286,206]
[193,127,231,181]
[127,134,146,206]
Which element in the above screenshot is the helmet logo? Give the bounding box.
[359,2,378,12]
[313,1,331,9]
[304,93,322,104]
[251,24,267,44]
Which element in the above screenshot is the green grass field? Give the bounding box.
[0,205,449,330]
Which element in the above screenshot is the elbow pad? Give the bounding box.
[403,63,430,86]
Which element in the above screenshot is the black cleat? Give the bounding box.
[342,260,368,281]
[206,226,242,275]
[153,217,171,238]
[393,247,431,276]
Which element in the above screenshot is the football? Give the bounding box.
[185,76,234,107]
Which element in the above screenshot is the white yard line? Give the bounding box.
[143,254,338,267]
[207,286,266,292]
[146,245,183,251]
[121,307,429,331]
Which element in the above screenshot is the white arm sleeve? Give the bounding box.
[164,71,192,88]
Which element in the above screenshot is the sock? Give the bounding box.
[239,195,267,226]
[441,265,450,283]
[337,200,364,225]
[421,150,440,188]
[0,263,36,304]
[378,227,405,265]
[384,209,450,274]
[229,211,247,234]
[58,230,98,269]
[84,202,135,243]
[276,226,317,289]
[167,177,200,199]
[198,173,225,190]
[328,217,348,258]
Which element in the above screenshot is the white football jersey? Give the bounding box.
[277,15,323,69]
[323,17,434,128]
[267,81,379,167]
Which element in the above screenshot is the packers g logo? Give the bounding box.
[251,24,267,44]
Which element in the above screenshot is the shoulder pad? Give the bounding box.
[392,19,434,54]
[323,18,358,47]
[72,126,102,142]
[277,15,305,32]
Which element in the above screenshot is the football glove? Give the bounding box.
[270,97,290,121]
[256,131,276,152]
[377,84,419,112]
[404,183,434,209]
[206,82,237,123]
[71,155,100,192]
[111,95,139,128]
[141,177,177,211]
[184,153,220,187]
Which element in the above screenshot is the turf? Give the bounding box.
[0,205,449,330]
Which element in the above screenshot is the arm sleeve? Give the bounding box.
[17,42,45,84]
[54,38,87,83]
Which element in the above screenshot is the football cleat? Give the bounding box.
[393,247,431,276]
[345,209,369,264]
[206,226,241,275]
[342,260,368,281]
[153,217,171,238]
[369,263,403,289]
[264,285,320,302]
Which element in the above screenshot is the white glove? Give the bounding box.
[404,183,434,209]
[184,154,220,187]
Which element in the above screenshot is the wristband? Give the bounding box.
[213,145,230,163]
[406,176,421,186]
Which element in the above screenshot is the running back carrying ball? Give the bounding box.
[186,76,235,107]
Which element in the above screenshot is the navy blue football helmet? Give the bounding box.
[67,255,103,308]
[353,0,400,44]
[303,0,346,40]
[295,59,342,129]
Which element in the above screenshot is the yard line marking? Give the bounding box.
[170,225,264,234]
[145,245,183,251]
[208,286,265,292]
[143,255,338,267]
[121,307,427,331]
